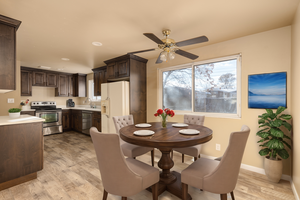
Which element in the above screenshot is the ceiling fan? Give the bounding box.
[128,29,208,64]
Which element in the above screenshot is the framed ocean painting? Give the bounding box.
[248,72,287,109]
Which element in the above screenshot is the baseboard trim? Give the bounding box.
[200,153,299,199]
[291,180,300,200]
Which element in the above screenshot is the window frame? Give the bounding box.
[89,80,101,102]
[157,54,242,119]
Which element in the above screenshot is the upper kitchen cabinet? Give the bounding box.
[103,54,147,124]
[20,70,32,96]
[32,71,57,87]
[46,73,57,87]
[0,15,21,93]
[105,58,130,80]
[55,74,69,97]
[92,66,107,96]
[74,74,87,97]
[68,75,75,97]
[32,71,46,86]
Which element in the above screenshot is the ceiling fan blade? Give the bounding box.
[155,52,163,64]
[127,48,156,54]
[175,49,199,60]
[176,36,208,47]
[143,33,164,44]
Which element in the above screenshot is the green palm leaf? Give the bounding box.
[276,106,286,115]
[270,119,282,127]
[282,121,292,131]
[257,132,269,139]
[267,139,285,149]
[259,148,270,156]
[278,149,289,159]
[270,128,284,138]
[279,114,292,120]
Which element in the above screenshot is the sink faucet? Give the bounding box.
[84,98,95,108]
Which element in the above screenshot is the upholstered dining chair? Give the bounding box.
[90,127,159,200]
[181,125,250,200]
[113,115,155,166]
[173,114,205,163]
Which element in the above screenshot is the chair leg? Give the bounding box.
[198,154,200,158]
[220,194,227,200]
[194,157,197,161]
[230,191,235,200]
[182,183,188,200]
[102,189,108,200]
[121,197,127,200]
[182,154,184,163]
[171,150,173,159]
[133,157,136,159]
[151,150,154,166]
[152,182,159,200]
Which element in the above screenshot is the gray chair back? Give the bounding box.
[184,115,205,125]
[113,115,134,134]
[203,125,250,193]
[90,127,143,197]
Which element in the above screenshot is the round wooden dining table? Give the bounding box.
[119,122,213,200]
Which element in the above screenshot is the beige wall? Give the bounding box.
[292,2,300,196]
[0,63,83,115]
[147,26,292,175]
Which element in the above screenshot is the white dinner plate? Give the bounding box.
[135,123,152,128]
[179,129,200,135]
[172,123,188,127]
[134,130,155,136]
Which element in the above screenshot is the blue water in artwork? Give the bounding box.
[248,72,287,109]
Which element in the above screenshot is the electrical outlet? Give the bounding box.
[7,98,14,103]
[216,144,221,151]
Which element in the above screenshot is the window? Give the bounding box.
[159,55,241,118]
[89,80,101,101]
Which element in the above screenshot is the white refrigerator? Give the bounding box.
[101,81,130,133]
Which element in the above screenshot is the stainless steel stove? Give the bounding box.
[31,101,62,135]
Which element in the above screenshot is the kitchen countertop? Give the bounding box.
[57,105,101,112]
[0,114,45,126]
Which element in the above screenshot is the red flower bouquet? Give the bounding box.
[154,108,175,128]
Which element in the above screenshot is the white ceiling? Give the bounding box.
[0,0,299,74]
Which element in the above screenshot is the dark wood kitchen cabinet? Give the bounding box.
[102,54,147,124]
[32,71,46,86]
[74,74,86,97]
[46,73,57,87]
[105,59,129,79]
[68,75,75,97]
[55,74,69,97]
[92,66,107,96]
[20,70,32,96]
[71,110,82,132]
[62,110,71,131]
[92,111,101,132]
[0,15,21,92]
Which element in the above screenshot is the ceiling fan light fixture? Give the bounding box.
[169,52,175,60]
[160,51,168,61]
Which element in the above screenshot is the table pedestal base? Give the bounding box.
[147,171,192,200]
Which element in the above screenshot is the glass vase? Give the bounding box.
[161,116,167,128]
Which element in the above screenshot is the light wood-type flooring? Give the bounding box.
[0,131,295,200]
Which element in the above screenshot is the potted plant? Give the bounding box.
[257,106,292,183]
[8,108,22,118]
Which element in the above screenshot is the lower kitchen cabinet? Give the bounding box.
[70,110,82,132]
[92,111,101,132]
[62,109,101,134]
[62,110,71,131]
